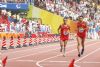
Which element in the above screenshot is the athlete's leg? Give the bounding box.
[77,36,82,57]
[63,40,68,57]
[81,38,85,55]
[60,40,64,52]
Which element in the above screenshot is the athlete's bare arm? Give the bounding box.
[58,25,61,34]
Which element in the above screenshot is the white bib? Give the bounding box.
[79,28,84,33]
[63,31,69,35]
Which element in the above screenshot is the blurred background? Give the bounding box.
[0,0,100,39]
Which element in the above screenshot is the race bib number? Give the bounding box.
[79,28,84,33]
[63,31,69,35]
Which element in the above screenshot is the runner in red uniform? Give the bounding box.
[58,18,70,57]
[76,17,88,57]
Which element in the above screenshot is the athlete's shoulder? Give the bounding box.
[76,21,80,24]
[76,22,80,26]
[83,21,86,23]
[83,21,87,25]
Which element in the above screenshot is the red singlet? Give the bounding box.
[77,21,87,39]
[60,24,70,41]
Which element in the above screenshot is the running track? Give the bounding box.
[2,39,100,67]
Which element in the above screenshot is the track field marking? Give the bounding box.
[16,60,100,64]
[8,40,94,61]
[8,41,79,61]
[75,48,100,62]
[3,39,94,54]
[3,41,77,54]
[83,62,100,64]
[36,41,100,67]
[75,47,100,67]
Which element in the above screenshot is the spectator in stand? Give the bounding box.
[10,22,15,32]
[0,0,100,39]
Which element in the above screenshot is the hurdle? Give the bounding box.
[29,35,33,46]
[23,36,27,47]
[16,36,22,48]
[1,36,7,50]
[9,36,14,49]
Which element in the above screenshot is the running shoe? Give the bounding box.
[60,48,63,52]
[81,48,84,55]
[78,53,81,57]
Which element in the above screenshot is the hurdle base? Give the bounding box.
[29,44,33,46]
[34,42,39,46]
[1,47,7,50]
[38,42,42,44]
[9,46,14,49]
[16,45,22,48]
[23,44,27,47]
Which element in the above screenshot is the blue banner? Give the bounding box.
[0,3,28,10]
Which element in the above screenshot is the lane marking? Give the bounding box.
[49,61,67,63]
[8,40,94,61]
[3,41,77,54]
[16,60,100,64]
[75,47,100,67]
[8,41,78,61]
[83,62,100,64]
[2,43,59,54]
[75,48,100,62]
[17,60,34,62]
[3,39,94,54]
[16,60,67,63]
[36,41,100,67]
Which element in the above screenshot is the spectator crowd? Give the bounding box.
[34,0,100,39]
[0,0,100,39]
[0,10,51,35]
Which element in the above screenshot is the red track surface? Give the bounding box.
[2,39,100,67]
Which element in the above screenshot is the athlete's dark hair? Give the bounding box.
[69,16,72,20]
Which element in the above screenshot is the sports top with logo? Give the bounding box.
[77,21,87,39]
[60,24,70,41]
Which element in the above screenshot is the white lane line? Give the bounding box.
[75,48,100,62]
[43,61,100,64]
[3,41,77,54]
[17,60,100,64]
[3,39,94,54]
[75,48,100,67]
[83,62,100,64]
[2,43,59,54]
[8,40,94,61]
[17,60,34,62]
[49,61,100,63]
[8,41,78,61]
[36,50,76,67]
[8,48,59,61]
[16,60,67,63]
[50,61,67,63]
[36,42,100,67]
